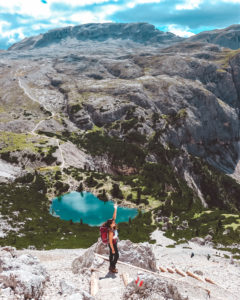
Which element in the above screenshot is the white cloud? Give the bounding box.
[221,0,240,2]
[0,20,25,45]
[70,11,100,23]
[167,25,195,37]
[32,23,55,31]
[0,0,112,19]
[126,0,163,9]
[51,0,112,6]
[96,4,123,22]
[0,21,11,32]
[176,0,203,10]
[0,1,51,19]
[68,4,121,24]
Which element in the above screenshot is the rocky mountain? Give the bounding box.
[187,24,240,50]
[0,23,240,250]
[9,22,184,51]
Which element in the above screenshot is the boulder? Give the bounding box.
[123,273,186,300]
[72,247,104,274]
[204,234,213,242]
[223,229,230,235]
[72,239,157,273]
[190,237,205,246]
[0,247,49,299]
[59,280,77,295]
[123,272,209,300]
[59,280,94,300]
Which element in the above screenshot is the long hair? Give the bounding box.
[103,219,117,230]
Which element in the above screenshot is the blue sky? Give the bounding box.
[0,0,240,49]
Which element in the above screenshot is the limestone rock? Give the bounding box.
[72,247,104,274]
[122,272,207,300]
[92,239,157,272]
[0,247,49,299]
[204,234,213,242]
[59,280,77,295]
[190,237,205,246]
[59,280,94,299]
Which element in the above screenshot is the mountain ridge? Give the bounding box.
[9,22,184,51]
[7,22,240,52]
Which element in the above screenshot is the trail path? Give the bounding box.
[18,77,51,112]
[94,262,130,300]
[17,75,66,170]
[31,119,46,135]
[93,254,237,300]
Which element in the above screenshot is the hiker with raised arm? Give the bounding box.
[100,203,119,273]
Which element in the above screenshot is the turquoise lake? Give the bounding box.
[50,191,138,226]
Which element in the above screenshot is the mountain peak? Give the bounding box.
[9,22,184,51]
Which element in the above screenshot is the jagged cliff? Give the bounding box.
[0,23,240,249]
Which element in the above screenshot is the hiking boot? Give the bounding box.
[109,267,118,273]
[111,268,118,273]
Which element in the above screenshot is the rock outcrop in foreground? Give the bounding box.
[72,239,157,274]
[123,273,205,300]
[2,234,239,300]
[0,247,49,299]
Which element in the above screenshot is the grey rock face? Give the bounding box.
[187,24,240,49]
[72,239,157,274]
[123,272,208,300]
[72,247,104,274]
[190,237,206,246]
[59,280,94,300]
[92,239,157,272]
[9,23,184,51]
[0,247,49,299]
[1,22,240,199]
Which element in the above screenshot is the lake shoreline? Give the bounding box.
[50,191,138,226]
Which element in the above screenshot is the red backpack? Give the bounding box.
[100,226,109,244]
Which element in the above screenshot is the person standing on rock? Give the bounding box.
[103,203,119,273]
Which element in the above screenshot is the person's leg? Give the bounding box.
[108,244,114,269]
[112,243,119,269]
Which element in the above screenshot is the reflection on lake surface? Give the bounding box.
[50,191,138,226]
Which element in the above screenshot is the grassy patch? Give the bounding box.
[166,244,176,248]
[164,209,240,246]
[217,49,240,69]
[0,132,47,153]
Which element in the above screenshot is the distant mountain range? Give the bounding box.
[8,22,240,51]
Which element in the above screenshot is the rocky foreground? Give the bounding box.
[0,230,239,300]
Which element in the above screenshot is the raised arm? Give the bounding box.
[112,203,118,220]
